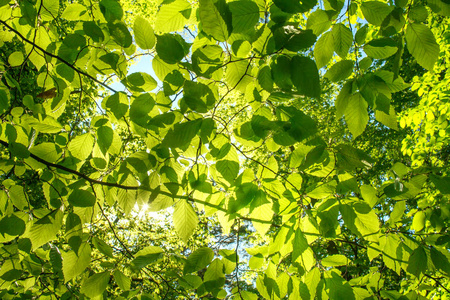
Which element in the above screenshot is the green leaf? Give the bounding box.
[105,92,128,119]
[100,0,123,22]
[225,59,253,92]
[37,0,59,21]
[292,228,309,262]
[412,211,426,232]
[63,33,86,49]
[68,133,94,161]
[114,270,131,291]
[359,57,373,70]
[93,237,114,258]
[204,259,225,290]
[61,3,89,21]
[332,24,352,58]
[134,16,155,49]
[291,56,320,98]
[83,21,105,43]
[405,22,440,71]
[307,180,337,199]
[108,21,132,48]
[341,202,380,241]
[364,38,398,59]
[303,268,321,300]
[163,119,202,148]
[0,89,10,114]
[9,142,30,159]
[192,45,224,78]
[355,25,368,45]
[361,1,393,26]
[81,272,110,298]
[430,247,450,275]
[216,160,239,185]
[407,246,428,277]
[257,65,273,92]
[273,0,317,13]
[430,174,450,194]
[322,255,348,267]
[125,72,157,92]
[25,209,64,250]
[408,3,430,22]
[131,246,164,269]
[68,189,96,207]
[306,9,332,36]
[183,81,215,113]
[184,247,214,274]
[232,182,258,212]
[155,0,192,33]
[314,31,334,68]
[229,0,259,33]
[325,60,353,82]
[179,274,203,289]
[335,144,373,171]
[117,188,137,216]
[173,200,198,243]
[129,93,155,127]
[156,33,187,64]
[345,93,368,137]
[8,51,24,67]
[199,0,232,42]
[271,56,293,91]
[97,125,113,155]
[324,271,355,299]
[8,185,28,210]
[389,201,406,224]
[0,212,26,240]
[62,242,91,282]
[283,28,317,52]
[428,0,450,16]
[28,116,63,134]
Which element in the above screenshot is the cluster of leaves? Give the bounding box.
[0,0,449,298]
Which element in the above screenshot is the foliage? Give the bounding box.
[0,0,449,299]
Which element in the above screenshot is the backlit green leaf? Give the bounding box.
[199,0,231,42]
[332,24,352,58]
[291,56,320,98]
[361,1,393,26]
[163,119,202,148]
[108,21,132,48]
[345,93,368,138]
[173,200,198,243]
[68,189,96,207]
[114,270,131,291]
[325,60,353,82]
[314,31,334,68]
[131,246,164,269]
[134,16,155,49]
[81,272,110,298]
[184,247,214,274]
[405,22,439,71]
[155,0,192,33]
[68,133,94,160]
[322,255,348,267]
[229,1,259,33]
[62,242,91,282]
[307,9,332,35]
[273,0,317,13]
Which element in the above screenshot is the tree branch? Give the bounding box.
[0,20,117,94]
[0,139,281,227]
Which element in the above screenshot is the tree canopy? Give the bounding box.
[0,0,449,299]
